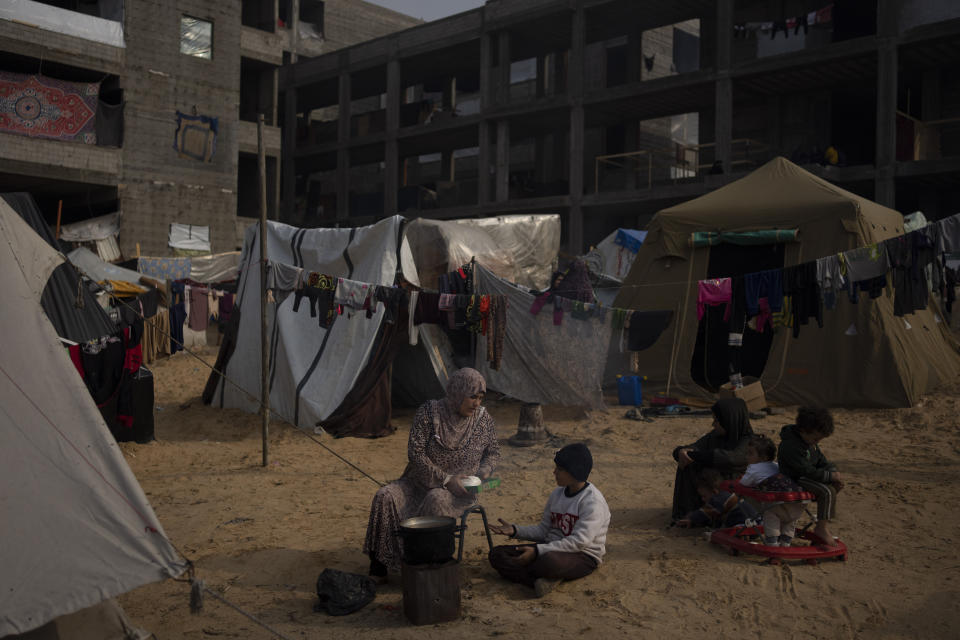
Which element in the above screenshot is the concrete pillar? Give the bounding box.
[479,31,492,205]
[478,121,491,204]
[536,55,546,98]
[442,76,456,112]
[497,31,511,105]
[919,69,941,162]
[336,69,351,219]
[385,58,401,215]
[568,3,585,254]
[626,28,641,83]
[441,149,454,181]
[714,0,733,173]
[281,87,297,220]
[289,0,300,63]
[264,68,279,126]
[495,120,510,202]
[874,1,898,207]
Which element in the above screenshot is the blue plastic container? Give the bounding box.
[617,375,643,406]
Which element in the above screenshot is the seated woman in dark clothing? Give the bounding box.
[363,368,501,581]
[670,397,754,523]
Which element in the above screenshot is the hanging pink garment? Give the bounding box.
[697,277,732,321]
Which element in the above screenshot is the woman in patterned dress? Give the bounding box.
[363,368,501,579]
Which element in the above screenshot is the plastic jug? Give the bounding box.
[616,375,643,406]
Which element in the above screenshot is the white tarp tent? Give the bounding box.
[0,200,186,637]
[209,216,417,429]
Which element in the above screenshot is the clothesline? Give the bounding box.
[261,257,672,338]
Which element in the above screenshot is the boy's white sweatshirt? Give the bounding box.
[513,483,611,563]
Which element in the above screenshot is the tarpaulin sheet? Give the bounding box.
[190,251,240,283]
[474,265,610,409]
[68,246,142,284]
[404,214,559,291]
[58,212,120,242]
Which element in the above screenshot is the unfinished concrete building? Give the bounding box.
[0,0,419,256]
[279,0,960,253]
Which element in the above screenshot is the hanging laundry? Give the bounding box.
[219,293,235,323]
[936,213,960,252]
[840,243,889,283]
[374,286,407,325]
[781,263,822,338]
[413,292,443,325]
[293,272,337,328]
[885,233,926,316]
[743,269,784,316]
[697,277,732,321]
[816,255,844,311]
[169,282,186,353]
[267,262,303,305]
[336,277,373,311]
[188,285,209,331]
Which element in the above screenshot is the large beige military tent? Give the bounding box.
[0,199,186,637]
[615,157,960,408]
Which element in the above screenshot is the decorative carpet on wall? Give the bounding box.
[0,71,100,143]
[174,110,218,162]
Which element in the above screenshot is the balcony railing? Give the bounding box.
[594,138,770,193]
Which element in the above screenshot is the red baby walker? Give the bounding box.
[709,481,848,565]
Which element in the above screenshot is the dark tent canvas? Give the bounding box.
[2,192,115,342]
[614,157,960,408]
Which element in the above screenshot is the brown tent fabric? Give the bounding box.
[614,157,960,408]
[320,308,408,438]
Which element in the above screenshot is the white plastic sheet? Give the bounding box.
[58,212,120,242]
[168,223,211,252]
[404,214,560,291]
[0,0,124,47]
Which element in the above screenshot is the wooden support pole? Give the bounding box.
[55,200,62,240]
[258,114,270,467]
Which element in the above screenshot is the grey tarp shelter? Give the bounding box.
[0,199,186,637]
[395,214,561,405]
[614,157,960,408]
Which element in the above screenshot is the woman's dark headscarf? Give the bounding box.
[709,398,753,448]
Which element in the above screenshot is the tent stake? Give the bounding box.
[258,114,270,467]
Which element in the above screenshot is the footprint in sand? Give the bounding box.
[776,565,799,599]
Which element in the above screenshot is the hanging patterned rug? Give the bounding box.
[0,71,99,144]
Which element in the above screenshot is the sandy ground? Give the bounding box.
[116,345,960,640]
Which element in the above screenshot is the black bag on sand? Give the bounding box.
[315,568,376,615]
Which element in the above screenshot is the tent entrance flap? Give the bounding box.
[690,229,799,247]
[690,243,784,391]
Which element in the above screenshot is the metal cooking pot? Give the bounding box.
[397,516,463,565]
